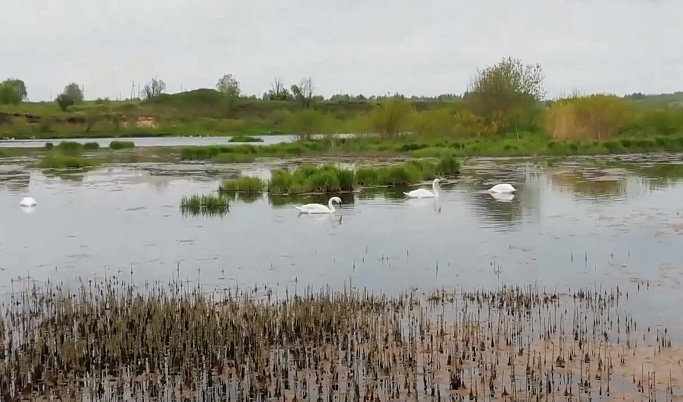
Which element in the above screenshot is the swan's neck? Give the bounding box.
[328,199,336,212]
[432,182,439,194]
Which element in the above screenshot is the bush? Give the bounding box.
[229,135,264,143]
[219,177,266,193]
[83,142,100,151]
[57,141,83,153]
[109,141,135,150]
[38,154,99,169]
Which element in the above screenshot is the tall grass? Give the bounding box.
[179,193,229,216]
[109,140,135,150]
[38,154,100,169]
[219,177,265,193]
[229,135,264,143]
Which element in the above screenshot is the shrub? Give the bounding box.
[109,141,135,150]
[219,177,265,193]
[38,154,99,169]
[83,142,100,151]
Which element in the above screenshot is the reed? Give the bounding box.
[82,141,100,150]
[219,176,266,193]
[179,193,229,216]
[38,154,99,169]
[0,277,677,400]
[229,135,264,143]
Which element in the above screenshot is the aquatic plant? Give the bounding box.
[211,152,256,163]
[56,141,83,153]
[82,141,100,150]
[0,277,677,400]
[179,193,229,216]
[218,176,265,193]
[44,142,54,150]
[38,154,99,169]
[109,140,135,150]
[229,135,264,143]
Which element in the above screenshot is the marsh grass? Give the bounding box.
[82,142,100,150]
[0,277,677,400]
[109,140,135,150]
[211,152,256,163]
[229,135,264,143]
[219,176,265,193]
[179,193,229,216]
[56,141,83,154]
[38,154,100,169]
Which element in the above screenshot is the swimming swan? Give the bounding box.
[404,179,440,198]
[487,183,516,194]
[294,196,342,214]
[19,197,36,207]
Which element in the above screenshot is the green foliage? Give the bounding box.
[83,142,100,150]
[283,109,329,141]
[63,83,84,102]
[465,56,544,133]
[55,94,74,111]
[211,153,256,163]
[216,74,241,98]
[38,154,99,169]
[0,78,26,104]
[141,78,166,100]
[57,141,83,153]
[219,177,266,193]
[368,97,415,139]
[109,141,135,150]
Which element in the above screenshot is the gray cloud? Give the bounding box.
[2,0,681,101]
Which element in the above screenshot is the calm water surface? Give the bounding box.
[1,153,683,330]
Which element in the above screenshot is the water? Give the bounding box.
[0,133,353,148]
[2,153,683,328]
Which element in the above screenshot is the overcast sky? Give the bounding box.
[2,0,681,101]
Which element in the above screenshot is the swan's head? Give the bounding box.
[330,196,342,205]
[432,178,441,187]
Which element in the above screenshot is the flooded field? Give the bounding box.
[1,152,683,400]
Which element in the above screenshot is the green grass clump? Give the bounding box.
[268,165,357,194]
[57,141,83,153]
[44,142,54,150]
[229,135,264,143]
[219,177,266,193]
[38,154,99,169]
[211,153,256,163]
[109,141,135,150]
[435,155,460,175]
[179,193,229,216]
[83,142,100,150]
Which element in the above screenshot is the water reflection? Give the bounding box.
[1,153,683,299]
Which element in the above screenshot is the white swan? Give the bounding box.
[490,192,515,202]
[487,183,516,194]
[19,197,36,207]
[404,179,440,198]
[294,196,342,214]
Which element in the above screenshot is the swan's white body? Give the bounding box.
[19,197,36,207]
[490,192,515,202]
[404,179,440,198]
[487,183,516,194]
[294,196,342,214]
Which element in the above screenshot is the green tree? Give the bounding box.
[55,94,75,111]
[63,82,84,102]
[284,109,328,141]
[368,96,415,139]
[0,78,27,103]
[267,76,292,101]
[465,57,545,133]
[216,74,241,98]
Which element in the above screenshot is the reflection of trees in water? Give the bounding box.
[42,170,87,183]
[551,170,625,200]
[631,163,683,191]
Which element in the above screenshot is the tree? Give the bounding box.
[0,78,27,103]
[290,77,315,108]
[368,97,416,139]
[55,94,75,111]
[63,82,84,102]
[216,74,241,98]
[141,78,166,100]
[267,76,291,101]
[465,57,545,133]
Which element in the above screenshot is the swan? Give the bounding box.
[487,183,516,194]
[404,179,440,198]
[19,197,36,207]
[294,196,342,214]
[490,192,515,202]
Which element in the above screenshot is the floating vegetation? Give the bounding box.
[43,142,54,150]
[37,154,100,169]
[179,193,229,216]
[0,278,679,400]
[219,176,265,193]
[229,135,264,143]
[109,140,135,150]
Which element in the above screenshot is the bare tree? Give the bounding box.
[268,76,291,101]
[291,77,315,108]
[141,78,166,100]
